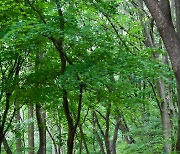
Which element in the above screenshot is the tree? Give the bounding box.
[143,0,180,152]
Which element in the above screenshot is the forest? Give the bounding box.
[1,0,180,153]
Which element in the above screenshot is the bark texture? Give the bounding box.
[104,104,111,154]
[92,112,105,154]
[79,126,90,154]
[36,104,46,154]
[15,101,23,154]
[158,79,172,153]
[111,117,120,154]
[175,0,180,150]
[0,92,11,152]
[28,105,34,154]
[3,138,12,154]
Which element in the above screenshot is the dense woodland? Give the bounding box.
[1,0,180,153]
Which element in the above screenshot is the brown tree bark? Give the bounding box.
[111,117,120,154]
[104,104,111,154]
[79,135,82,154]
[15,101,23,154]
[79,126,90,154]
[158,78,172,153]
[28,105,34,154]
[0,92,11,153]
[119,116,135,144]
[57,125,63,154]
[46,125,58,154]
[3,137,12,154]
[36,104,46,154]
[175,0,180,151]
[175,0,180,34]
[177,87,180,151]
[92,112,105,154]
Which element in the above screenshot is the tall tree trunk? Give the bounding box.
[57,125,63,154]
[0,127,4,152]
[0,138,2,153]
[3,137,12,154]
[79,126,89,154]
[175,0,180,150]
[175,0,180,34]
[177,86,180,151]
[36,104,46,154]
[104,104,111,154]
[111,117,120,154]
[15,101,23,154]
[158,79,172,153]
[79,136,82,154]
[171,0,175,23]
[0,92,11,153]
[92,112,105,154]
[46,125,58,154]
[157,55,172,153]
[28,105,34,154]
[120,116,135,144]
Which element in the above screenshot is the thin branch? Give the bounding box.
[94,112,105,138]
[131,0,150,18]
[26,0,46,24]
[3,104,24,138]
[80,107,90,127]
[46,125,58,154]
[48,36,73,65]
[95,109,106,120]
[104,14,140,55]
[147,80,163,114]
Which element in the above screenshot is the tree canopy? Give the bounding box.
[0,0,180,154]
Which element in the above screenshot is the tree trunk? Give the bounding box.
[175,0,180,34]
[119,115,135,144]
[177,86,180,151]
[62,90,74,154]
[104,104,111,154]
[79,126,89,154]
[79,136,82,154]
[3,137,12,154]
[0,92,11,153]
[158,79,172,153]
[36,104,46,154]
[47,125,58,154]
[28,105,34,154]
[111,117,120,154]
[57,125,63,154]
[175,0,180,150]
[15,101,23,154]
[0,129,4,153]
[92,112,105,154]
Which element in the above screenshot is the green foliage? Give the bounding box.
[0,0,177,153]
